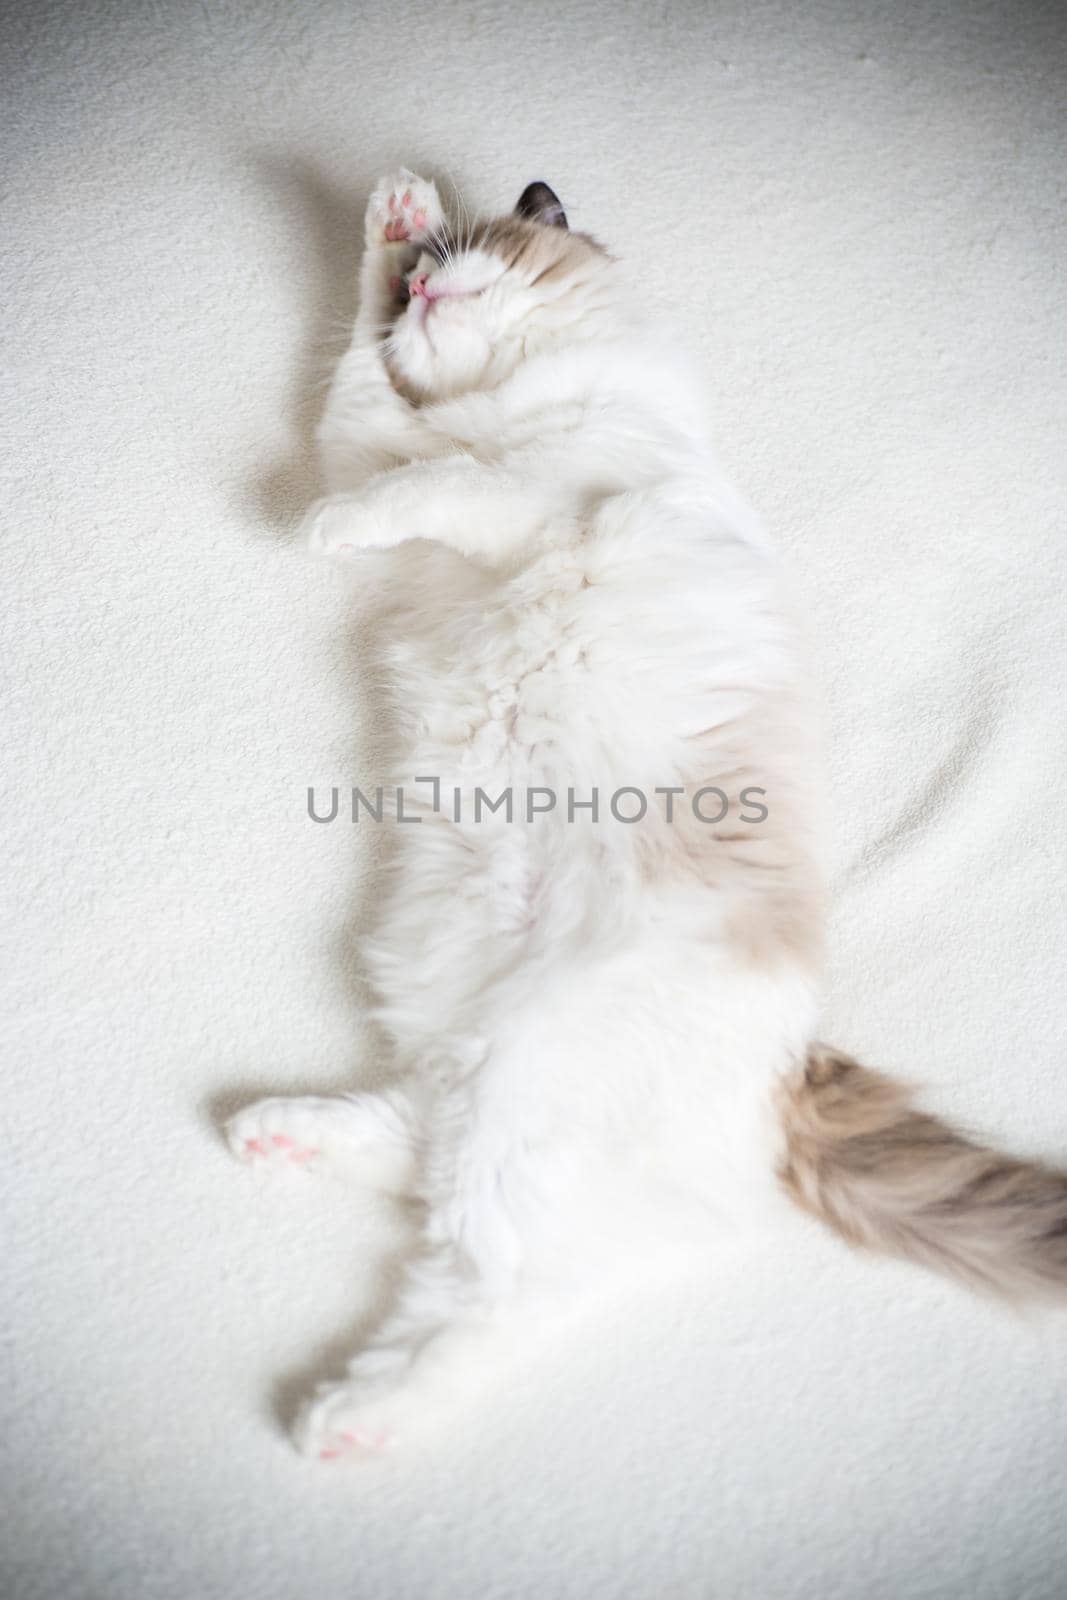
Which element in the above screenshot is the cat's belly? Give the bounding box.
[393,586,685,825]
[367,530,806,1050]
[367,668,647,1048]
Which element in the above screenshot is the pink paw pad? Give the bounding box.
[244,1138,267,1156]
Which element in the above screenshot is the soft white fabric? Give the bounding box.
[2,1,1064,1596]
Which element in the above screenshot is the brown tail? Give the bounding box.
[777,1043,1067,1301]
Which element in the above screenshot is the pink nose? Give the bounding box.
[409,273,430,300]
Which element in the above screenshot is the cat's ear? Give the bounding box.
[514,181,568,230]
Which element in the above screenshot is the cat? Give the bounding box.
[226,169,1067,1460]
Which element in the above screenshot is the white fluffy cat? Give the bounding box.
[227,169,1067,1460]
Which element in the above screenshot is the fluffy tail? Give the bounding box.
[777,1044,1067,1300]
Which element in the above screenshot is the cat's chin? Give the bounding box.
[387,309,498,404]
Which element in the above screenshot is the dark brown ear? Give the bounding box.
[515,181,568,230]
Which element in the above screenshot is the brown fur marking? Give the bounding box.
[778,1043,1067,1301]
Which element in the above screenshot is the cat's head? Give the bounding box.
[384,182,611,402]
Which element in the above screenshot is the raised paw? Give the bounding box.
[365,168,444,249]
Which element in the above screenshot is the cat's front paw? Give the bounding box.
[365,169,444,249]
[303,497,392,558]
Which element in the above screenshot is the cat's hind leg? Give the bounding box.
[292,1236,512,1459]
[292,1076,557,1459]
[224,1089,415,1192]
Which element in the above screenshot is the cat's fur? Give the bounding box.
[227,170,1067,1459]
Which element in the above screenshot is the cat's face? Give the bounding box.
[384,182,609,402]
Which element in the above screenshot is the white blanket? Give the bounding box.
[3,1,1065,1596]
